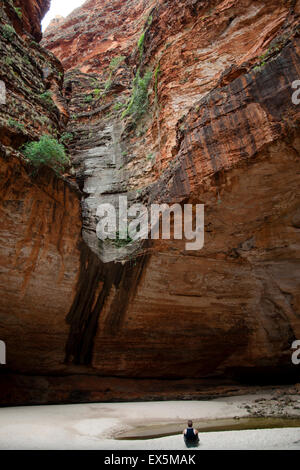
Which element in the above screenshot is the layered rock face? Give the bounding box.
[43,0,155,72]
[2,0,50,42]
[0,0,81,401]
[0,0,300,405]
[16,0,50,41]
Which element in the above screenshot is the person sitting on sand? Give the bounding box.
[183,420,199,447]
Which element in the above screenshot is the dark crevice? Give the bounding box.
[65,242,149,365]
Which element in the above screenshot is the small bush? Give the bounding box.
[14,7,22,19]
[138,31,145,59]
[2,24,16,41]
[109,55,125,71]
[85,95,93,103]
[22,135,70,174]
[4,56,13,66]
[60,132,73,144]
[103,56,126,93]
[39,91,53,106]
[93,88,102,97]
[104,78,112,91]
[122,70,152,122]
[8,118,24,130]
[114,101,126,111]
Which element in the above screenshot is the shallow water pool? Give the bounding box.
[116,416,300,440]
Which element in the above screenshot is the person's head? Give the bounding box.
[188,420,193,428]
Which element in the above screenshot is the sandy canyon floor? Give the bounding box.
[1,387,300,450]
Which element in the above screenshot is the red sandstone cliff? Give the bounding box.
[0,0,300,404]
[3,0,50,41]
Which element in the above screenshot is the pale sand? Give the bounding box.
[0,393,300,450]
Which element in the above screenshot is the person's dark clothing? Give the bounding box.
[184,428,199,448]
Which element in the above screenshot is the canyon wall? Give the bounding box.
[0,0,81,402]
[0,0,300,404]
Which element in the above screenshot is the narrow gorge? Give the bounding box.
[0,0,300,405]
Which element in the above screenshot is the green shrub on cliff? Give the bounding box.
[109,55,125,71]
[138,31,145,59]
[14,7,22,19]
[103,56,126,92]
[122,69,152,122]
[2,24,16,41]
[39,91,53,106]
[93,88,102,97]
[8,118,24,131]
[22,135,70,175]
[60,132,73,144]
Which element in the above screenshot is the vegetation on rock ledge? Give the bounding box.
[2,24,16,41]
[22,135,70,175]
[122,69,152,122]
